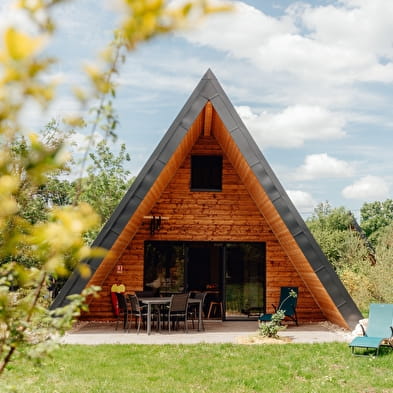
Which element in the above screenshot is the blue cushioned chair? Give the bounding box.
[259,286,298,326]
[349,303,393,356]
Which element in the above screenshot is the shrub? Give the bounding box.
[258,310,286,338]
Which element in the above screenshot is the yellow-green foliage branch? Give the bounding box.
[0,0,231,377]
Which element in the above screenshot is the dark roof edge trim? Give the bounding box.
[51,72,212,308]
[205,71,362,329]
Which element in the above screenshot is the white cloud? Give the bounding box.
[19,94,85,133]
[116,66,198,94]
[183,2,295,56]
[299,0,393,60]
[67,131,103,153]
[287,189,316,214]
[180,1,393,84]
[294,153,355,180]
[237,105,346,148]
[342,175,390,201]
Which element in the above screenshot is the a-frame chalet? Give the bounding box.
[52,69,362,329]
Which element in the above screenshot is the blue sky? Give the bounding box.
[1,0,393,219]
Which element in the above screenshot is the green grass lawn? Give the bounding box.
[3,343,393,393]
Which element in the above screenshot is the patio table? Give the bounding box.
[140,297,203,335]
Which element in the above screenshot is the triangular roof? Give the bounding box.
[52,69,362,329]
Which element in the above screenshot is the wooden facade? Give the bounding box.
[85,113,325,322]
[52,70,362,329]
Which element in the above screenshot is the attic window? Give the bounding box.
[191,155,222,191]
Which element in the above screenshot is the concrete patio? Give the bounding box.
[60,320,353,345]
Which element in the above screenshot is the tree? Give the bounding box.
[371,224,393,303]
[338,230,375,311]
[7,120,75,226]
[340,222,393,310]
[0,122,76,271]
[306,202,354,271]
[306,202,393,312]
[0,0,230,378]
[75,139,134,243]
[79,140,132,222]
[360,199,393,244]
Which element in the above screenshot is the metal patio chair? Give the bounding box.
[127,294,150,334]
[164,293,190,332]
[189,291,207,330]
[115,292,132,331]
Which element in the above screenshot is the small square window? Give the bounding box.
[191,155,222,191]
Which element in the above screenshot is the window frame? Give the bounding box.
[190,155,223,192]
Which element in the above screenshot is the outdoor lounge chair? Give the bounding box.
[349,303,393,356]
[259,286,298,326]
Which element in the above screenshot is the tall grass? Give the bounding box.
[3,343,393,393]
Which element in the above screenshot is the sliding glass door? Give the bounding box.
[224,243,265,319]
[144,241,265,320]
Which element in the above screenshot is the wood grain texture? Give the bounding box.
[82,104,347,328]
